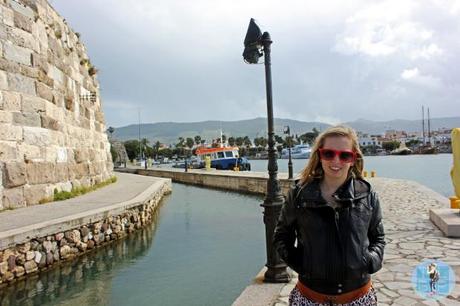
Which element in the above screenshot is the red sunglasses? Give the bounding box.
[318,148,356,163]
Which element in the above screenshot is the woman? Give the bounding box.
[427,263,439,294]
[274,125,385,306]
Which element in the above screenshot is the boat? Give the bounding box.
[390,143,412,155]
[280,144,311,159]
[195,146,251,170]
[172,157,202,169]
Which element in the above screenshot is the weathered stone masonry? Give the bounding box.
[0,0,113,209]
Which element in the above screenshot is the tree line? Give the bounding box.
[120,128,322,161]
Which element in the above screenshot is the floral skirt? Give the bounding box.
[288,286,378,306]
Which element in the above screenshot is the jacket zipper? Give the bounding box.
[333,208,344,284]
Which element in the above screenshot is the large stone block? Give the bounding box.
[24,183,49,205]
[7,73,36,95]
[48,65,64,85]
[0,23,6,40]
[3,162,26,188]
[13,11,32,33]
[69,162,89,179]
[36,81,54,102]
[74,149,89,163]
[33,20,48,53]
[17,142,42,161]
[2,186,25,209]
[55,163,69,181]
[0,141,17,160]
[40,114,61,131]
[2,7,14,27]
[20,65,39,79]
[8,0,35,19]
[22,94,45,113]
[12,111,41,127]
[0,110,13,123]
[23,126,51,146]
[0,123,22,141]
[37,70,53,87]
[0,57,20,75]
[44,100,64,121]
[0,71,7,90]
[26,161,56,184]
[31,53,48,72]
[4,43,32,66]
[9,27,39,53]
[2,90,21,111]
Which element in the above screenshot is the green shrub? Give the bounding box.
[47,176,118,203]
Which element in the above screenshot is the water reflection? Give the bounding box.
[0,201,165,306]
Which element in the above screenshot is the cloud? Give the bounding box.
[52,0,460,127]
[401,67,442,89]
[334,0,443,60]
[401,67,420,79]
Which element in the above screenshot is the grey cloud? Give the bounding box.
[52,0,459,127]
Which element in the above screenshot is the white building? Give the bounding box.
[359,135,383,147]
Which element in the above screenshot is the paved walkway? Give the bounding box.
[270,178,460,306]
[0,173,171,249]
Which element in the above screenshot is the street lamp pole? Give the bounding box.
[284,126,293,180]
[243,18,290,283]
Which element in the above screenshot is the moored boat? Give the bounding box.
[280,144,311,159]
[195,146,251,170]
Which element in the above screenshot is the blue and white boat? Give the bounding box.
[280,144,311,159]
[196,146,251,170]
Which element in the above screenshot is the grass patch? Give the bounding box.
[39,176,118,204]
[0,207,15,213]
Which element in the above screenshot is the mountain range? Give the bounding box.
[110,117,459,144]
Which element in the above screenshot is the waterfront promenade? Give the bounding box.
[234,177,460,306]
[0,173,171,286]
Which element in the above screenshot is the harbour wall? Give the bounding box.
[118,167,295,196]
[0,174,171,285]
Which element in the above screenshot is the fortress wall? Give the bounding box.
[0,0,113,208]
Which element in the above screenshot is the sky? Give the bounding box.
[51,0,460,128]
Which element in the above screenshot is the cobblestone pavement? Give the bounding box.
[272,178,460,306]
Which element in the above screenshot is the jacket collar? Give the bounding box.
[296,177,370,207]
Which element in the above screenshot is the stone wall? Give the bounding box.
[0,181,170,285]
[0,0,113,208]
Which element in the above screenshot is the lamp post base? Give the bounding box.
[264,264,291,283]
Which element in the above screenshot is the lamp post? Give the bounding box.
[243,18,290,283]
[283,126,293,180]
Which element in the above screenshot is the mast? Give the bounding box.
[427,107,431,145]
[422,106,425,145]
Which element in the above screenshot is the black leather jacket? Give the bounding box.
[273,177,385,295]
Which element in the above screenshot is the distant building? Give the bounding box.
[384,130,407,140]
[359,134,383,148]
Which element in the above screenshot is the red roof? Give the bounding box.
[195,146,239,155]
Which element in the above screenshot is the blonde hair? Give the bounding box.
[298,125,364,186]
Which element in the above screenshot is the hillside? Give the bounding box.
[111,117,460,144]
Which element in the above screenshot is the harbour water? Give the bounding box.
[0,184,265,306]
[250,154,454,197]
